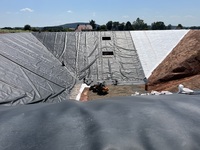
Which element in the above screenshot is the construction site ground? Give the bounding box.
[80,75,200,101]
[80,84,146,101]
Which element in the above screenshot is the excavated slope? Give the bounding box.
[149,30,200,92]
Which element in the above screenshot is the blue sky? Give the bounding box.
[0,0,200,27]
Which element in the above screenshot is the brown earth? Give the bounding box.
[149,74,200,92]
[80,85,146,101]
[149,30,200,92]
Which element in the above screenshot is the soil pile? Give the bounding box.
[149,30,200,92]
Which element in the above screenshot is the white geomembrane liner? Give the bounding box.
[131,30,189,78]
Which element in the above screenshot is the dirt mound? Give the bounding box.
[149,30,200,92]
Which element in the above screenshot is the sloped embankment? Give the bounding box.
[130,30,189,78]
[33,32,145,85]
[149,30,200,92]
[0,33,74,105]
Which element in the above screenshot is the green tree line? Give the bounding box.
[90,18,199,31]
[1,18,199,33]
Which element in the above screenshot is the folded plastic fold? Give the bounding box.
[0,95,200,150]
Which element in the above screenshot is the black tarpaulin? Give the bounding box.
[0,95,200,150]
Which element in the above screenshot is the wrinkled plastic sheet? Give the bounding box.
[0,95,200,150]
[33,32,145,85]
[0,32,145,105]
[0,33,75,105]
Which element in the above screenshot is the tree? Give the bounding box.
[125,21,133,30]
[151,21,166,30]
[2,27,13,30]
[106,21,113,30]
[112,22,119,30]
[96,26,101,31]
[190,26,200,29]
[176,24,183,29]
[89,20,96,30]
[31,27,40,32]
[100,25,107,31]
[167,24,172,30]
[132,18,148,30]
[24,24,31,30]
[42,26,64,32]
[118,22,125,31]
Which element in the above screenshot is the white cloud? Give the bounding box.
[185,15,196,19]
[170,15,180,19]
[93,12,96,17]
[122,15,129,18]
[67,10,73,13]
[154,15,164,18]
[20,8,34,12]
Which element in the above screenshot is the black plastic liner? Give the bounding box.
[0,33,74,105]
[0,95,200,150]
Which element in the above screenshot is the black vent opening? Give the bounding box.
[102,51,114,55]
[102,37,111,40]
